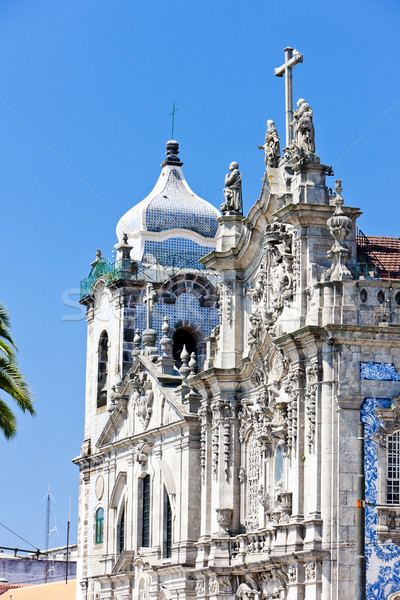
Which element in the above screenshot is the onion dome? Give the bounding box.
[116,141,220,264]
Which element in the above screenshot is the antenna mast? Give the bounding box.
[42,483,56,553]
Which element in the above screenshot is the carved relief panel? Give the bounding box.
[247,222,298,344]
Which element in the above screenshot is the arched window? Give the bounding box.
[387,431,400,504]
[97,331,109,408]
[118,508,125,554]
[95,508,104,544]
[172,329,197,367]
[141,474,151,547]
[164,488,172,558]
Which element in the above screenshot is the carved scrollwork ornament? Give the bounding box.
[305,361,321,452]
[222,419,232,481]
[239,466,246,483]
[270,350,289,383]
[247,222,297,339]
[196,579,205,596]
[284,368,304,453]
[218,576,233,594]
[251,366,265,387]
[209,577,218,595]
[305,561,316,582]
[248,311,262,349]
[374,397,400,444]
[288,564,297,584]
[218,281,234,325]
[130,370,154,429]
[258,566,289,599]
[198,405,211,476]
[258,484,272,513]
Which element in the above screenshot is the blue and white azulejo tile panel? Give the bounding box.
[361,362,400,381]
[143,238,214,269]
[361,397,400,599]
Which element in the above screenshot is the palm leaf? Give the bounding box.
[0,399,17,439]
[0,303,34,438]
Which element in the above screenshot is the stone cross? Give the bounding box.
[274,47,303,148]
[143,283,157,330]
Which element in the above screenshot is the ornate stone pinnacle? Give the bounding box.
[162,140,183,167]
[162,315,170,336]
[323,179,353,282]
[142,327,158,358]
[189,352,198,375]
[333,179,344,212]
[179,345,191,382]
[132,329,142,358]
[160,316,172,358]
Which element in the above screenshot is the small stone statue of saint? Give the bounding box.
[292,98,315,153]
[258,120,281,168]
[221,162,243,214]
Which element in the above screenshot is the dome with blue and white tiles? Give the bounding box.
[116,141,220,267]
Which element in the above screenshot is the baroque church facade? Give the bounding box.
[74,54,400,600]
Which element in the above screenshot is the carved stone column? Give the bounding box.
[209,395,241,542]
[216,213,243,253]
[215,278,244,369]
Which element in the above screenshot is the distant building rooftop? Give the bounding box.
[356,232,400,280]
[0,579,76,599]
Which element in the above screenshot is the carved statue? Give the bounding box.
[292,98,315,153]
[259,120,281,168]
[248,312,262,348]
[221,162,243,214]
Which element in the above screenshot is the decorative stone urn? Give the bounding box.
[216,508,233,536]
[277,492,292,523]
[323,180,353,282]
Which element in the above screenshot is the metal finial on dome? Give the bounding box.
[162,140,183,167]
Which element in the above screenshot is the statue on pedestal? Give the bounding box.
[259,120,281,168]
[292,98,315,153]
[221,162,243,214]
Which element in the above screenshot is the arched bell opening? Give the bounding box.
[172,328,197,368]
[97,331,109,409]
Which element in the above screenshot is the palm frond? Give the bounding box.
[0,339,16,360]
[0,304,34,438]
[0,356,34,414]
[0,304,17,350]
[0,398,17,439]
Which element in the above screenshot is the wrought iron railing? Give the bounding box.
[348,263,400,282]
[80,255,215,300]
[356,227,387,273]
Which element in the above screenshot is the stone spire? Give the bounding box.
[161,140,183,167]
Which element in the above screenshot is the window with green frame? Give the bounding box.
[95,507,104,544]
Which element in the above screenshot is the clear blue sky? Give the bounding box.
[1,0,399,554]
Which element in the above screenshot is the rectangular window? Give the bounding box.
[387,431,400,504]
[142,475,150,547]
